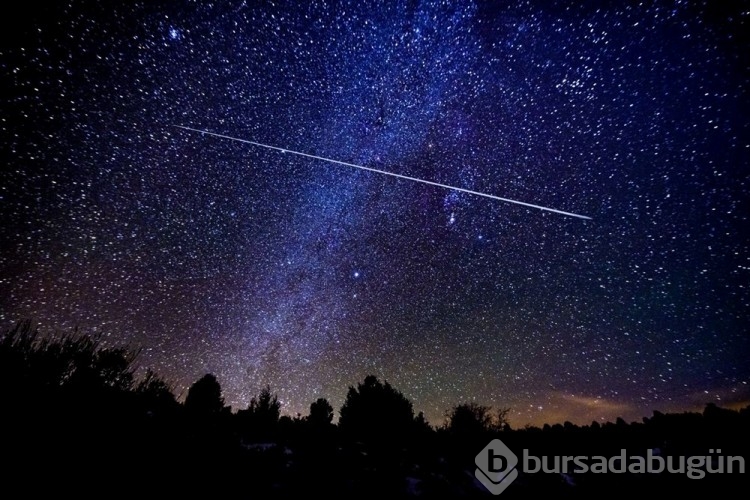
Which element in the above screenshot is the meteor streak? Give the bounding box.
[174,125,592,220]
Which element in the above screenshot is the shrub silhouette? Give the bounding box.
[0,320,139,408]
[0,321,181,484]
[338,374,414,442]
[444,402,510,435]
[136,369,178,413]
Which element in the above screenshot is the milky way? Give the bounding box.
[1,0,748,426]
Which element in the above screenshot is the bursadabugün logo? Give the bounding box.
[475,439,745,495]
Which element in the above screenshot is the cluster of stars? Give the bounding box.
[0,0,747,426]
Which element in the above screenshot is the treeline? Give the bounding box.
[1,321,747,497]
[0,321,509,440]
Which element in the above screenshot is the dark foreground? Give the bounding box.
[2,322,747,496]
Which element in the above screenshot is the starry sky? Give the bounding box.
[1,0,748,427]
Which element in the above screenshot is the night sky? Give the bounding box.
[1,0,748,427]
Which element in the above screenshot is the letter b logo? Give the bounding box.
[488,449,508,472]
[475,439,519,495]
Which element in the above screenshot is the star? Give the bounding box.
[0,0,746,428]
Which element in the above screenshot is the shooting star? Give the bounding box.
[173,125,592,220]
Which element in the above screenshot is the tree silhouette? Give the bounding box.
[414,411,432,433]
[249,385,281,425]
[338,375,414,442]
[184,373,224,415]
[308,397,334,427]
[237,385,281,440]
